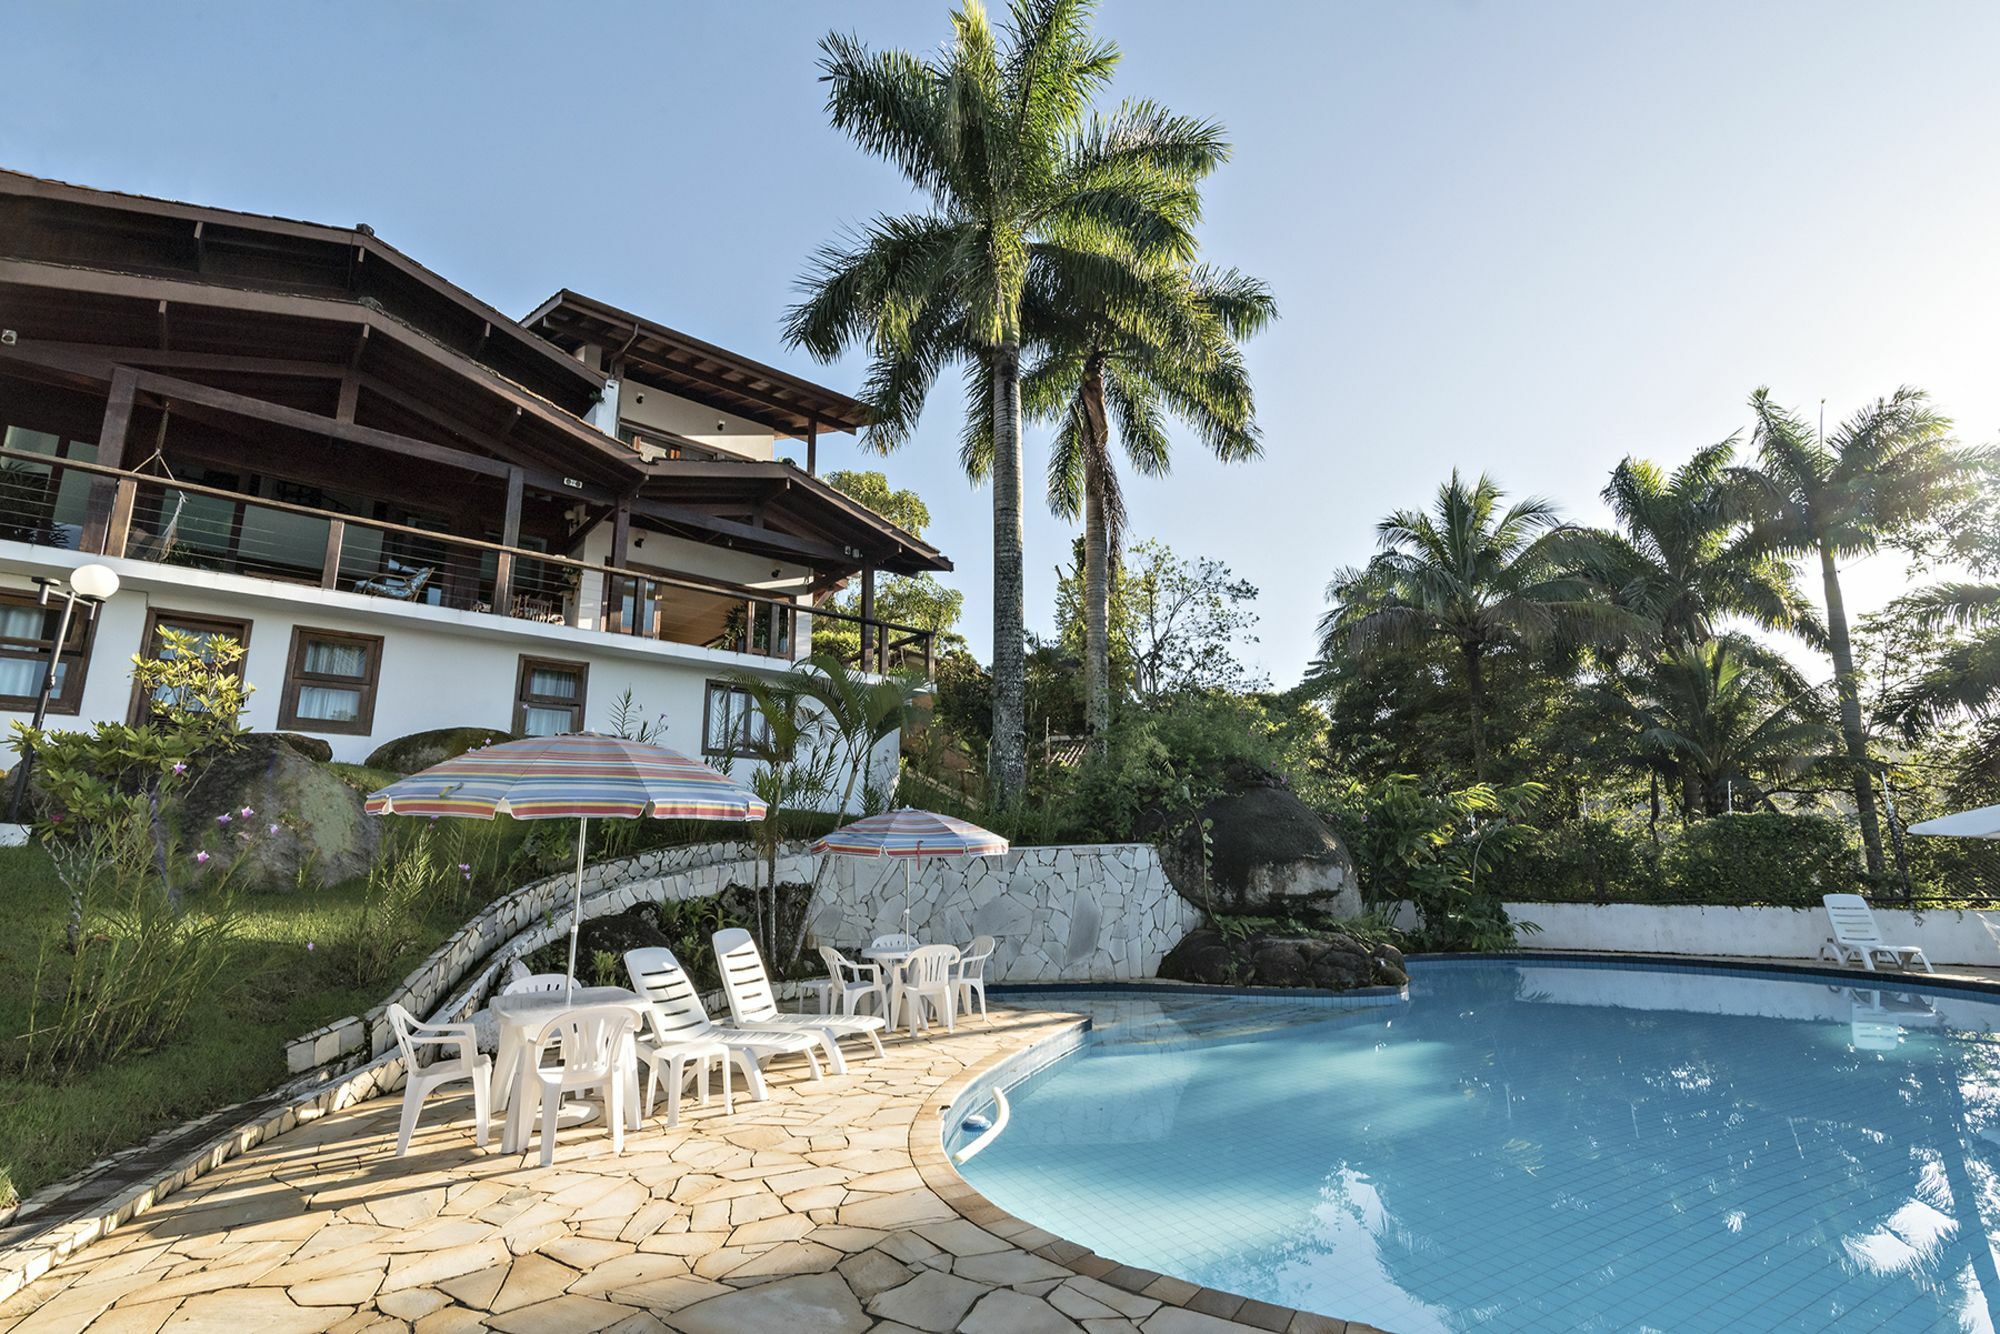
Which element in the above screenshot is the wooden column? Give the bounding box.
[320,518,345,589]
[82,368,138,553]
[858,568,876,672]
[806,417,818,475]
[493,467,523,611]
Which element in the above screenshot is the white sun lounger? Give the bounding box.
[1820,893,1934,973]
[624,946,825,1102]
[713,928,887,1074]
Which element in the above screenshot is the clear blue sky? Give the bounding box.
[7,1,1997,684]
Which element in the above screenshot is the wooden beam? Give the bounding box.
[610,500,631,569]
[81,368,138,551]
[859,568,876,672]
[632,499,861,567]
[118,364,517,480]
[335,373,358,423]
[11,343,348,380]
[806,417,818,475]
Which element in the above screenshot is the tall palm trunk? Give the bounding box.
[989,344,1027,804]
[1819,544,1885,875]
[1079,352,1112,738]
[1460,641,1488,782]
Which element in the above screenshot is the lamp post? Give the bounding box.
[7,563,119,822]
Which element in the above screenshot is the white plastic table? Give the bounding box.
[490,985,647,1154]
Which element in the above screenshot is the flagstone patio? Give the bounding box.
[0,1008,1369,1334]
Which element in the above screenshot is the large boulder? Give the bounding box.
[1160,926,1407,991]
[178,734,380,888]
[365,726,513,774]
[271,732,333,763]
[1167,780,1360,915]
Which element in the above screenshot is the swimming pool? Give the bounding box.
[959,962,2000,1332]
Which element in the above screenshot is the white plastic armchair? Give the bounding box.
[954,935,996,1023]
[501,972,571,996]
[386,1002,491,1157]
[625,946,824,1102]
[819,945,888,1018]
[522,1005,639,1168]
[898,944,962,1037]
[1821,894,1934,973]
[870,932,918,952]
[713,928,887,1073]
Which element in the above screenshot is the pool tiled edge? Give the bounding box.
[908,1002,1387,1334]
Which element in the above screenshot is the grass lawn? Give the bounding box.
[0,842,476,1207]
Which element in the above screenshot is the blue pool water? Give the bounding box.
[961,963,2000,1332]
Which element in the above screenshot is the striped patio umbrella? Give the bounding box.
[812,808,1008,941]
[368,734,766,998]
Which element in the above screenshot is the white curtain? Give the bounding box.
[303,639,368,678]
[296,685,361,723]
[521,704,570,737]
[528,667,577,700]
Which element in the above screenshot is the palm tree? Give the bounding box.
[724,672,838,959]
[785,0,1222,804]
[1878,582,2000,742]
[1734,387,1967,874]
[1614,638,1833,819]
[1320,471,1630,780]
[1025,261,1274,735]
[1587,441,1813,648]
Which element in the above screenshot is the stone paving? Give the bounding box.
[0,1008,1371,1334]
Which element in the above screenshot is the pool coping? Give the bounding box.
[909,988,1393,1334]
[1427,949,2000,998]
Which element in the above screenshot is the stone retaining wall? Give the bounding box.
[814,844,1202,983]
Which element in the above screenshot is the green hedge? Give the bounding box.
[1484,812,1865,907]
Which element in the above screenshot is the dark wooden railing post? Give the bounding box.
[320,518,345,590]
[924,631,936,681]
[858,569,876,673]
[103,478,137,559]
[81,369,137,554]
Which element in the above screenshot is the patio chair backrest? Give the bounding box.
[905,944,961,988]
[530,1004,636,1079]
[502,972,570,996]
[624,947,718,1042]
[959,935,995,981]
[871,932,917,952]
[819,945,855,983]
[713,927,781,1023]
[385,1002,424,1066]
[1824,894,1884,945]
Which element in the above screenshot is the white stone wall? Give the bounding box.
[811,844,1204,983]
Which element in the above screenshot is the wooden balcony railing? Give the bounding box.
[0,447,935,675]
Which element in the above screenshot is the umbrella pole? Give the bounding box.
[565,816,587,1004]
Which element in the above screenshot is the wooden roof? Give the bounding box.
[524,290,870,439]
[633,459,951,576]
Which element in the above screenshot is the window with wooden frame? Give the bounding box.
[278,627,383,734]
[0,590,94,714]
[702,680,769,759]
[515,656,587,737]
[131,609,252,724]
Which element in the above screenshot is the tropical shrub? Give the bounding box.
[1479,816,1668,905]
[1325,774,1543,952]
[1660,813,1861,906]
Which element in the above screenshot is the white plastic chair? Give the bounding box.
[386,1002,492,1156]
[870,932,917,952]
[819,945,888,1018]
[897,944,962,1037]
[523,1004,639,1168]
[1821,894,1935,973]
[501,972,571,996]
[625,947,824,1101]
[954,935,996,1023]
[713,928,887,1073]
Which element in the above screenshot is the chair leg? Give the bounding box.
[642,1060,660,1120]
[471,1070,491,1150]
[944,989,955,1034]
[538,1088,561,1169]
[865,1027,884,1059]
[665,1058,683,1129]
[720,1052,734,1116]
[609,1076,625,1157]
[733,1049,770,1101]
[804,1048,824,1081]
[395,1084,425,1158]
[818,1032,848,1075]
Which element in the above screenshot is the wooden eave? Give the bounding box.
[631,459,949,576]
[0,168,605,412]
[524,290,870,439]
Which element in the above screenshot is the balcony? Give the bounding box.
[0,446,936,675]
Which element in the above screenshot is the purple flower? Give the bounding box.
[216,813,231,826]
[171,762,187,775]
[458,863,470,872]
[306,940,315,952]
[240,806,254,819]
[194,850,210,865]
[268,823,281,836]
